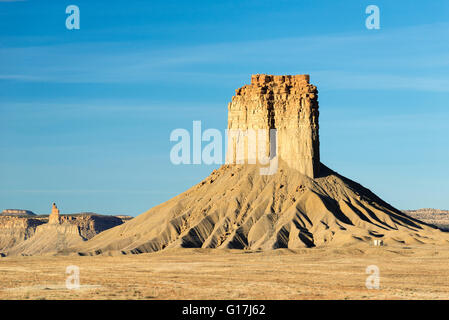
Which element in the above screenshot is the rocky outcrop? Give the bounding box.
[228,74,319,178]
[6,222,84,256]
[0,216,46,252]
[57,214,126,240]
[0,213,132,256]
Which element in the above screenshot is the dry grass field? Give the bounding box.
[1,245,449,300]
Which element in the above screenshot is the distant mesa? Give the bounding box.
[404,209,449,231]
[1,209,36,216]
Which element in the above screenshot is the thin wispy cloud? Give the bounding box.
[313,71,449,92]
[1,22,448,91]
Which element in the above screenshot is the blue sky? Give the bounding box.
[0,0,448,215]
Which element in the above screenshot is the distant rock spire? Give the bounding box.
[49,202,61,224]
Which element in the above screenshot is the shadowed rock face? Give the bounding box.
[0,216,46,252]
[57,214,126,240]
[72,75,449,256]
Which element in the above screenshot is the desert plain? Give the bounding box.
[1,244,449,300]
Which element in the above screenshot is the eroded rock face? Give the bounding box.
[0,216,46,252]
[58,214,126,240]
[227,74,320,178]
[0,213,132,256]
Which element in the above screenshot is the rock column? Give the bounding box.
[227,74,320,178]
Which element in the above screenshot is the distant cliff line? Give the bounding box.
[403,209,449,231]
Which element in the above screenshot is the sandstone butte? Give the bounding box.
[65,74,449,255]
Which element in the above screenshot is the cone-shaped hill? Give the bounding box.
[72,75,449,255]
[73,162,448,255]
